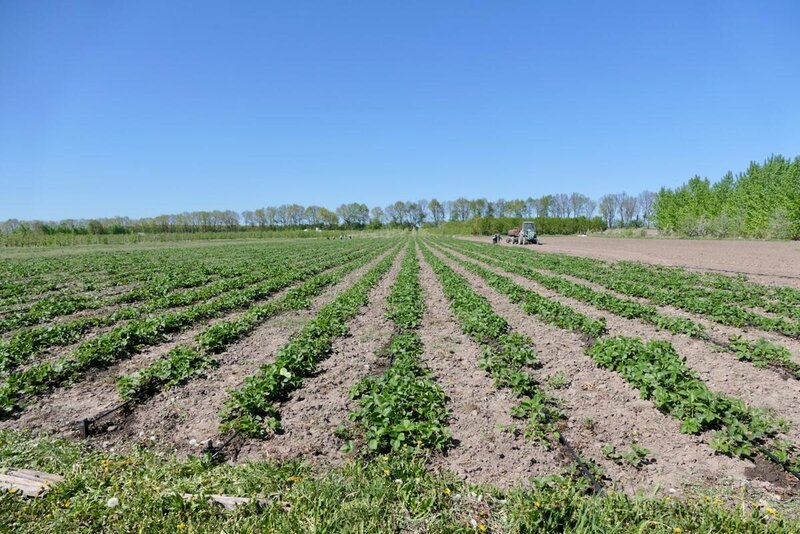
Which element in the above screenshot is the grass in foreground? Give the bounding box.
[0,430,798,533]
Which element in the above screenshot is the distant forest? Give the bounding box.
[653,155,799,239]
[0,193,653,236]
[2,154,797,240]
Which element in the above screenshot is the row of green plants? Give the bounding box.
[0,245,216,306]
[0,238,366,310]
[1,241,310,324]
[219,250,399,437]
[0,267,222,333]
[348,243,451,453]
[441,240,800,379]
[451,238,800,337]
[608,262,798,331]
[587,337,800,471]
[702,272,800,320]
[427,244,605,339]
[611,261,800,323]
[115,249,388,402]
[437,240,705,337]
[116,346,216,402]
[419,244,565,447]
[0,294,98,333]
[195,250,385,355]
[0,245,388,415]
[0,244,378,374]
[430,240,800,476]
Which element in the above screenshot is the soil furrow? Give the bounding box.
[441,247,800,451]
[429,245,776,495]
[79,249,395,456]
[235,248,405,465]
[416,247,564,488]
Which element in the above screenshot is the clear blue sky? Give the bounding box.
[1,1,798,220]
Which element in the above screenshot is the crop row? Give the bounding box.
[426,244,605,340]
[449,239,800,337]
[114,248,390,402]
[219,248,399,438]
[587,337,800,472]
[430,241,800,476]
[348,243,451,453]
[439,241,800,379]
[0,240,367,312]
[420,243,564,447]
[605,259,800,320]
[0,267,219,333]
[0,244,388,415]
[0,244,380,374]
[1,241,372,329]
[437,242,704,337]
[1,242,313,326]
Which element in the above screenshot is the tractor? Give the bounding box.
[506,221,538,245]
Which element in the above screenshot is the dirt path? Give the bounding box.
[459,236,800,288]
[416,247,565,488]
[427,245,785,495]
[235,249,404,465]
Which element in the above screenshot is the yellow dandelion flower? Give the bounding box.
[443,487,451,496]
[674,528,682,534]
[177,522,185,529]
[478,523,487,532]
[766,507,778,516]
[63,500,71,509]
[534,501,542,508]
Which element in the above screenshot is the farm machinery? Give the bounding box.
[501,221,538,245]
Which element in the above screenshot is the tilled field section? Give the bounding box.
[2,236,799,501]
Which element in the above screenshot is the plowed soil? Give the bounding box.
[428,246,766,495]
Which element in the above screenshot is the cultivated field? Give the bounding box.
[1,235,799,531]
[485,235,800,287]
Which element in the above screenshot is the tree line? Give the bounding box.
[1,191,658,236]
[653,154,800,239]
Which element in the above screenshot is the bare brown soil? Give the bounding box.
[430,246,797,496]
[462,236,800,288]
[417,248,566,488]
[235,250,403,465]
[516,265,800,362]
[97,251,394,456]
[444,250,800,443]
